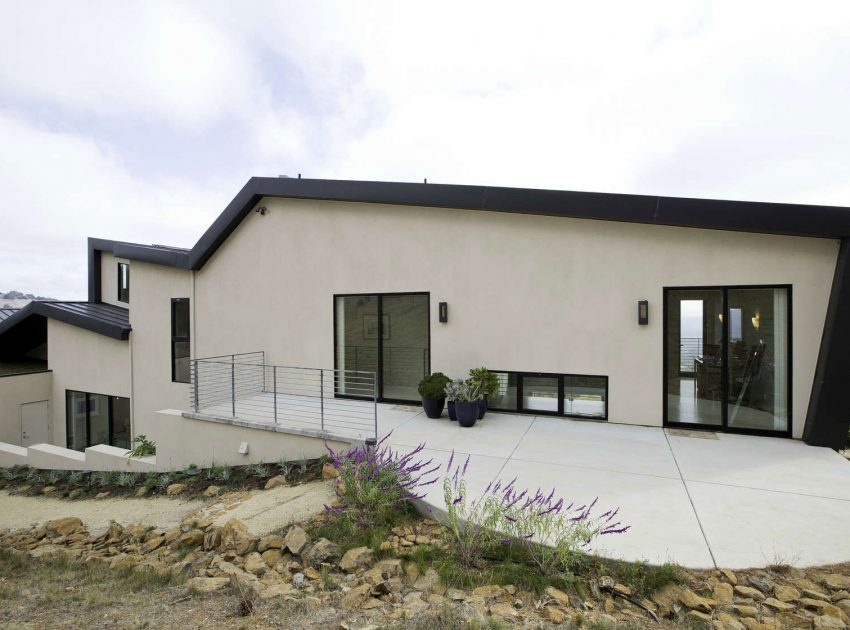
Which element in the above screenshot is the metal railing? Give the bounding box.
[189,351,377,439]
[341,345,428,385]
[679,337,703,374]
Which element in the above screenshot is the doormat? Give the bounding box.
[391,405,420,412]
[666,428,719,440]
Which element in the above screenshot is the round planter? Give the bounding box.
[477,398,487,419]
[455,400,479,427]
[421,396,445,419]
[447,401,457,421]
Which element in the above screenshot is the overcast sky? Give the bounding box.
[2,1,850,299]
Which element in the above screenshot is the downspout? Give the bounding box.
[129,329,135,439]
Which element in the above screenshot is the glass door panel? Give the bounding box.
[521,375,559,413]
[726,288,789,432]
[666,289,724,427]
[381,294,429,401]
[334,295,379,398]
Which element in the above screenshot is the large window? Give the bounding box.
[66,390,131,450]
[117,263,130,303]
[171,298,190,383]
[489,371,608,419]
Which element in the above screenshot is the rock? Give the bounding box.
[41,486,56,495]
[412,568,441,593]
[489,602,518,619]
[284,525,310,555]
[258,582,294,600]
[203,485,220,498]
[341,583,372,609]
[832,592,850,603]
[69,489,85,499]
[835,600,850,617]
[95,492,110,499]
[220,519,255,555]
[823,575,850,592]
[679,588,716,613]
[721,569,738,585]
[243,552,267,575]
[303,567,321,580]
[186,577,229,593]
[179,529,204,548]
[321,463,339,480]
[362,597,386,610]
[544,607,567,624]
[739,619,774,630]
[141,535,165,553]
[777,612,817,629]
[264,475,286,490]
[448,588,466,601]
[805,589,834,601]
[731,605,760,618]
[800,597,849,620]
[814,615,846,630]
[472,585,506,600]
[775,584,802,602]
[545,586,571,607]
[339,546,374,573]
[402,592,429,617]
[258,535,284,552]
[165,483,185,495]
[713,582,734,604]
[715,612,746,630]
[734,585,766,601]
[261,549,282,567]
[44,517,85,537]
[763,597,797,612]
[302,538,339,566]
[747,575,774,594]
[291,573,305,587]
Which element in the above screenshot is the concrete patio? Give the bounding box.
[378,405,850,570]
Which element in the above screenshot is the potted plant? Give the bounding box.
[454,380,483,427]
[444,379,464,421]
[468,367,500,419]
[418,372,451,418]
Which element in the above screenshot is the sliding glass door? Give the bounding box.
[334,293,429,403]
[664,286,791,436]
[66,390,131,450]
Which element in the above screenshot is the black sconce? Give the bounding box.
[439,302,448,323]
[638,300,649,325]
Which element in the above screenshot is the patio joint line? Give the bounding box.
[682,478,850,503]
[491,415,538,483]
[506,456,681,481]
[663,430,718,568]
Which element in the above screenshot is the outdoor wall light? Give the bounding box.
[638,300,649,325]
[439,302,448,323]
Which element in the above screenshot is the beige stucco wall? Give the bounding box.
[47,320,130,446]
[192,198,838,439]
[125,261,192,447]
[100,251,129,307]
[0,371,52,445]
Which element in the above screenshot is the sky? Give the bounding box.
[2,1,850,300]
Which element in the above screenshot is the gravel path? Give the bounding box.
[0,480,336,536]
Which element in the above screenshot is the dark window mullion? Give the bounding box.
[721,288,729,431]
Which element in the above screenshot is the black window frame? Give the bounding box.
[487,370,609,420]
[117,262,130,303]
[171,298,191,383]
[65,389,130,451]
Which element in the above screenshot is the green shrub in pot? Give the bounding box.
[418,372,451,418]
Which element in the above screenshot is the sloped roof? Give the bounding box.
[0,308,18,323]
[0,301,130,340]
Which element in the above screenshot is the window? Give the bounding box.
[117,263,130,302]
[171,298,190,383]
[488,370,608,420]
[65,390,131,450]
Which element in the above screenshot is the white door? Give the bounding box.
[21,400,49,446]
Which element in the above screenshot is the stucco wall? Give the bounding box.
[100,251,129,307]
[0,371,52,445]
[48,320,130,446]
[125,261,192,446]
[192,198,838,439]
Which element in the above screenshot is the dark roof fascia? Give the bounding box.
[0,301,130,341]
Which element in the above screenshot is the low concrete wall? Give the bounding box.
[0,443,28,467]
[0,371,52,445]
[0,442,156,472]
[27,443,87,470]
[154,409,351,470]
[84,444,157,473]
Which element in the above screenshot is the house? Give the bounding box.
[1,177,849,471]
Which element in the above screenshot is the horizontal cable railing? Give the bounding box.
[189,352,377,440]
[340,345,428,385]
[679,337,703,374]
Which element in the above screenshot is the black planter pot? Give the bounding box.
[421,396,445,419]
[477,398,487,419]
[455,400,479,427]
[447,401,457,421]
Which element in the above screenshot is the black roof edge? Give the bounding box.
[0,301,130,341]
[87,177,850,278]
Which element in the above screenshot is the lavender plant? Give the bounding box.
[443,451,629,574]
[325,436,440,530]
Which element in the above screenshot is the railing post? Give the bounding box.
[273,366,277,424]
[373,372,378,440]
[193,360,199,412]
[320,369,324,431]
[231,355,236,418]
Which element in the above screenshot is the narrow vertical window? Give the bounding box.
[171,298,190,383]
[117,262,130,302]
